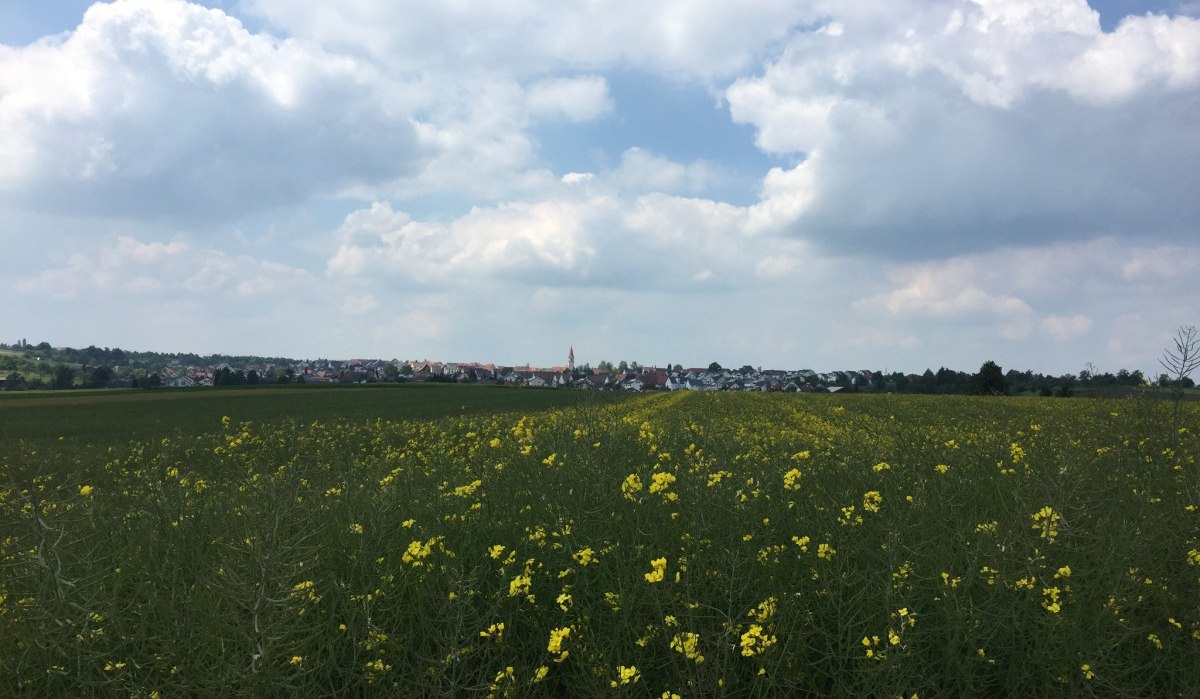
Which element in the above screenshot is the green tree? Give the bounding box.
[52,365,76,390]
[4,372,25,391]
[971,361,1008,395]
[86,366,113,388]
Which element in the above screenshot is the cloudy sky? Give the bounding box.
[2,0,1198,375]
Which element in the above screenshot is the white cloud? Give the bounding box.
[0,0,426,221]
[725,1,1200,255]
[241,0,818,78]
[526,76,613,121]
[855,265,1034,318]
[609,148,715,195]
[17,234,314,299]
[1041,314,1092,341]
[326,198,608,284]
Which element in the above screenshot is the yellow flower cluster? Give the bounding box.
[546,626,572,663]
[401,537,441,567]
[649,471,678,501]
[610,665,640,687]
[1031,505,1061,542]
[669,632,704,663]
[644,557,667,584]
[621,473,643,501]
[739,624,776,657]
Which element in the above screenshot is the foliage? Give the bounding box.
[2,391,1198,696]
[971,360,1008,395]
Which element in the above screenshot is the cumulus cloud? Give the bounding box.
[724,0,1200,254]
[0,0,426,221]
[241,0,817,78]
[17,234,315,299]
[325,148,817,293]
[608,148,716,195]
[1041,314,1092,341]
[526,76,613,121]
[855,266,1034,318]
[851,237,1200,367]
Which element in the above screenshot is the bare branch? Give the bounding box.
[1160,325,1200,381]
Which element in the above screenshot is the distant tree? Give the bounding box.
[52,365,76,390]
[144,373,162,389]
[246,369,260,385]
[86,366,113,388]
[598,360,614,373]
[383,364,400,381]
[4,372,25,390]
[672,364,683,373]
[708,362,722,372]
[618,360,628,372]
[971,360,1008,395]
[36,341,52,351]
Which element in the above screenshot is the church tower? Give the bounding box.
[568,346,575,373]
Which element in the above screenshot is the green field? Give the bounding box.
[0,384,617,448]
[2,389,1198,696]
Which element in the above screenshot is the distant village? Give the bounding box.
[4,340,1165,396]
[152,348,869,393]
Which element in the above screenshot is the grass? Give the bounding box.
[1,391,1198,697]
[0,383,620,449]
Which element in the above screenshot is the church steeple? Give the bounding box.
[568,346,575,373]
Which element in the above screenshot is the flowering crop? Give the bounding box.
[1,390,1198,695]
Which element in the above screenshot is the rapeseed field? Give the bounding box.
[2,391,1197,696]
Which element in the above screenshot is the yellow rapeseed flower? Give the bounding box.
[610,665,640,687]
[644,557,667,583]
[547,626,572,662]
[670,632,705,663]
[621,474,643,501]
[739,624,776,656]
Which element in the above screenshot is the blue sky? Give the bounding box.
[2,0,1199,376]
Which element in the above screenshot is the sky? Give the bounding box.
[1,0,1198,376]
